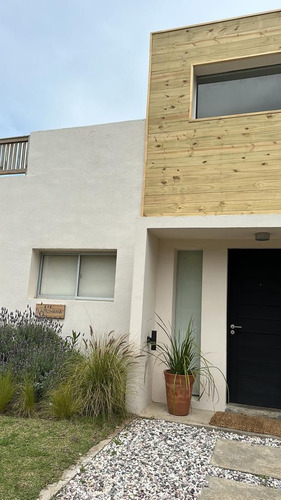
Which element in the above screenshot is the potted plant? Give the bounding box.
[149,316,224,416]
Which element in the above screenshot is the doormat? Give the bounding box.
[209,411,281,438]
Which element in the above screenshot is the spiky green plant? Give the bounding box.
[61,329,139,419]
[155,318,198,375]
[0,372,14,412]
[47,383,83,419]
[14,375,36,417]
[151,315,227,403]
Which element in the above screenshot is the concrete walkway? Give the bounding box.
[200,477,281,499]
[211,439,281,478]
[200,439,281,499]
[140,403,281,500]
[139,402,214,427]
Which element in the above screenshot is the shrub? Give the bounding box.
[14,375,36,418]
[0,307,75,401]
[59,328,139,419]
[47,383,83,419]
[0,372,14,412]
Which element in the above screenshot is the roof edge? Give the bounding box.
[151,8,281,36]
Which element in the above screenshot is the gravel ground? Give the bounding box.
[55,418,281,500]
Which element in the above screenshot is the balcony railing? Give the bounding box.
[0,136,29,175]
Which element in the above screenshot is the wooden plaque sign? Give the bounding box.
[36,303,65,319]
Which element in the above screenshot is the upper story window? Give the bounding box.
[191,52,281,120]
[37,252,116,301]
[196,64,281,119]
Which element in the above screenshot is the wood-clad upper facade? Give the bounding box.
[142,10,281,217]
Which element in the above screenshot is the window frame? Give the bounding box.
[190,51,281,121]
[37,251,117,301]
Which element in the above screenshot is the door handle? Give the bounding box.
[230,324,242,329]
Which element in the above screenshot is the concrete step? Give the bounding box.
[200,476,281,499]
[226,404,281,420]
[211,439,281,479]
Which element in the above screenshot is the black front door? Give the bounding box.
[227,249,281,409]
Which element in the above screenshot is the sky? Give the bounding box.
[1,0,281,138]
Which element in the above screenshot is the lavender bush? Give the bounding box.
[0,306,76,401]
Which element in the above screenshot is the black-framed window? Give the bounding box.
[37,252,116,301]
[196,64,281,119]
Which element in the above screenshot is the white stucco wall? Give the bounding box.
[131,215,281,412]
[2,119,281,414]
[128,230,159,412]
[0,120,145,338]
[152,239,228,412]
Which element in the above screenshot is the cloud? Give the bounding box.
[0,0,280,136]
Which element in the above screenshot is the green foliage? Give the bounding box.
[0,414,122,500]
[14,376,36,418]
[59,328,139,419]
[0,307,76,402]
[0,372,14,412]
[155,318,198,375]
[0,307,140,420]
[47,383,83,419]
[151,315,227,403]
[65,330,83,349]
[0,431,17,447]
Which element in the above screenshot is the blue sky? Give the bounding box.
[1,0,281,137]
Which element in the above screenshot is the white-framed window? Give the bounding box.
[191,52,281,120]
[37,252,116,301]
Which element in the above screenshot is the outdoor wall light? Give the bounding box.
[147,330,157,350]
[255,232,270,241]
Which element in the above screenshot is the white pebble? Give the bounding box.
[55,418,281,500]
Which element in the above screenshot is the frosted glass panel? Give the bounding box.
[175,251,202,346]
[175,251,203,395]
[78,255,116,298]
[40,255,77,296]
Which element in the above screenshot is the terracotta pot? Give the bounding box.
[164,370,195,416]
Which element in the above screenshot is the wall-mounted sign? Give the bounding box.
[36,303,65,319]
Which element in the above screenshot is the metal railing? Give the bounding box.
[0,136,29,175]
